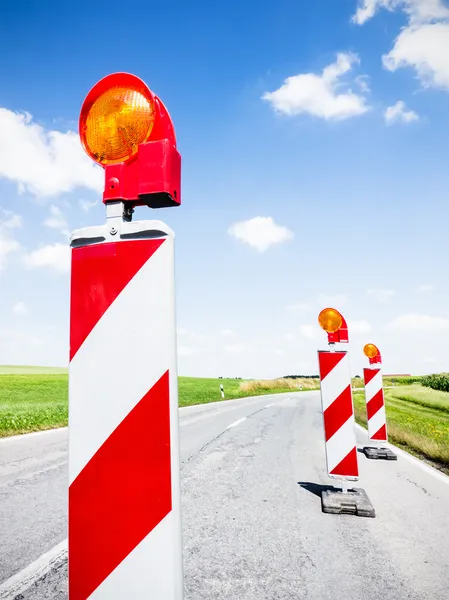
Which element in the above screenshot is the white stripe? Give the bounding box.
[319,352,351,411]
[326,416,357,474]
[69,240,174,483]
[0,539,67,600]
[355,424,449,485]
[365,370,382,402]
[227,417,246,429]
[90,512,182,599]
[368,406,386,440]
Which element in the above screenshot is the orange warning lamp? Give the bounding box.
[318,308,343,333]
[79,72,181,209]
[318,307,349,344]
[363,343,378,358]
[364,343,381,365]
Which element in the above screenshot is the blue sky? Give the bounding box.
[0,0,448,378]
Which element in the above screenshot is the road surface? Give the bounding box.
[1,390,448,599]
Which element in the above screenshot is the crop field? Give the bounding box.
[353,384,449,474]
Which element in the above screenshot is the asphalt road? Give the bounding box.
[1,390,449,599]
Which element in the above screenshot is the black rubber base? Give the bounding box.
[321,487,376,518]
[363,446,398,460]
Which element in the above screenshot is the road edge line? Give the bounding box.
[0,538,67,599]
[355,423,449,485]
[0,427,68,444]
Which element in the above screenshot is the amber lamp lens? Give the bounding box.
[318,308,343,333]
[81,85,155,165]
[363,343,379,358]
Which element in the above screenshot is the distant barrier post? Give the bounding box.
[362,344,397,461]
[316,308,375,517]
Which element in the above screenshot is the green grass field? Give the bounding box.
[0,374,69,437]
[0,373,301,437]
[353,385,449,474]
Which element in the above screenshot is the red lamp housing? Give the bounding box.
[79,72,181,209]
[369,352,382,365]
[327,314,349,344]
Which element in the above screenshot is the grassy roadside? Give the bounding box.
[0,374,316,437]
[353,385,449,475]
[0,375,69,437]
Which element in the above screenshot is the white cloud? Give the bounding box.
[299,324,322,341]
[221,329,235,337]
[1,209,22,229]
[228,216,293,252]
[44,205,68,230]
[24,243,70,273]
[79,199,98,213]
[366,289,396,302]
[387,313,449,333]
[416,284,434,292]
[262,53,370,120]
[177,328,189,336]
[282,333,297,342]
[383,22,449,90]
[0,107,103,197]
[318,294,348,307]
[286,302,311,312]
[353,1,449,91]
[384,100,419,124]
[178,346,195,356]
[352,0,449,25]
[13,301,28,315]
[224,342,249,354]
[348,320,372,334]
[0,209,22,270]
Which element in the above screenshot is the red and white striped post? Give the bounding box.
[362,344,396,460]
[317,308,358,491]
[68,73,184,599]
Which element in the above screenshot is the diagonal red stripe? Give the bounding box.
[330,447,358,478]
[372,424,387,441]
[318,351,346,380]
[364,367,379,386]
[68,370,172,600]
[69,239,165,361]
[323,385,353,441]
[367,389,384,420]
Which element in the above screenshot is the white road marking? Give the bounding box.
[355,424,449,486]
[179,396,285,428]
[227,417,247,429]
[0,461,68,488]
[0,538,67,600]
[0,427,68,444]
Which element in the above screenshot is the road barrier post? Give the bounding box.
[316,308,375,517]
[362,344,397,460]
[220,384,225,399]
[68,73,184,600]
